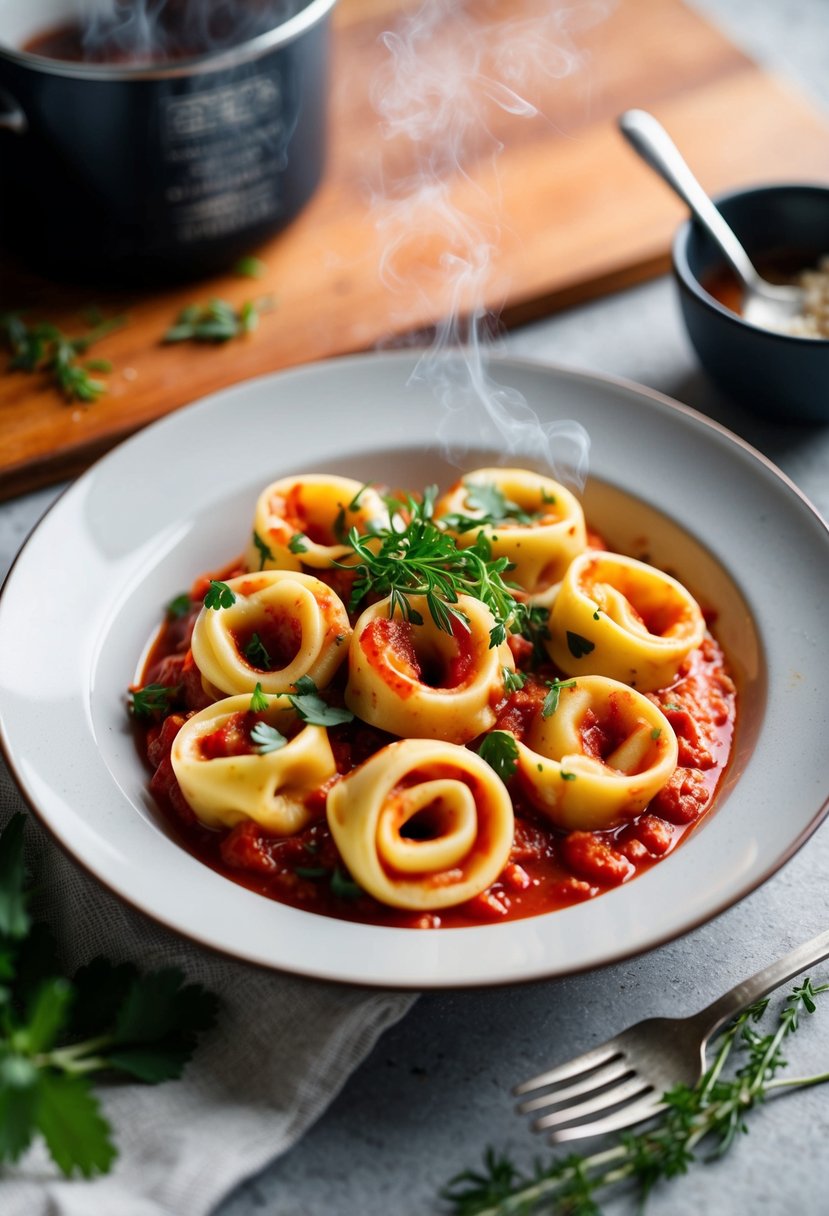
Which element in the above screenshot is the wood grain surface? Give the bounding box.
[2,0,829,499]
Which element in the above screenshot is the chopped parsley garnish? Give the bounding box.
[243,633,272,670]
[541,678,577,718]
[288,532,309,554]
[129,683,179,720]
[331,867,363,900]
[251,530,273,570]
[560,770,577,781]
[478,731,519,782]
[565,630,595,659]
[502,668,526,694]
[249,682,269,713]
[651,726,663,740]
[287,676,354,727]
[203,580,236,610]
[165,593,192,620]
[250,721,287,754]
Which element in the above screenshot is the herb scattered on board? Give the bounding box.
[163,297,272,344]
[441,980,829,1215]
[0,814,218,1178]
[234,255,266,280]
[0,310,125,403]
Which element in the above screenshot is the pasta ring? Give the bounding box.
[547,552,705,691]
[171,694,336,833]
[190,570,350,697]
[245,474,390,572]
[344,594,514,744]
[326,738,514,910]
[436,467,587,592]
[514,675,678,830]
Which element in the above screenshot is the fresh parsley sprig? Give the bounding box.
[288,676,353,727]
[203,580,236,610]
[478,731,519,782]
[442,981,829,1215]
[0,814,218,1178]
[441,481,535,532]
[541,678,577,718]
[129,683,180,720]
[344,487,527,648]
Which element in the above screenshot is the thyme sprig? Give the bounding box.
[442,979,829,1215]
[344,487,528,647]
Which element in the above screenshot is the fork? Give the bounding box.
[515,927,829,1143]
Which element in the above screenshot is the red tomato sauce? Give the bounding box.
[135,570,737,930]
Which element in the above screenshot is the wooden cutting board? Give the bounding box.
[3,0,829,500]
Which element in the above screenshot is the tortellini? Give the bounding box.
[547,552,705,692]
[436,467,587,592]
[344,594,514,745]
[244,474,389,572]
[171,694,336,833]
[514,676,678,830]
[190,570,351,697]
[326,738,514,910]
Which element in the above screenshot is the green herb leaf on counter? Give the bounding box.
[203,580,236,610]
[234,255,266,279]
[162,297,271,344]
[441,981,829,1216]
[288,676,354,727]
[0,311,125,404]
[478,731,519,783]
[0,814,218,1178]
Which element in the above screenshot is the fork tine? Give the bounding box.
[532,1075,653,1132]
[516,1058,633,1115]
[547,1093,667,1144]
[513,1042,623,1096]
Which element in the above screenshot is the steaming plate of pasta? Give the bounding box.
[1,352,827,986]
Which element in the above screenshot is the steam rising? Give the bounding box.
[372,0,614,488]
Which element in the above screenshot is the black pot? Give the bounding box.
[0,0,335,283]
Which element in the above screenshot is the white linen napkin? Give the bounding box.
[0,764,417,1215]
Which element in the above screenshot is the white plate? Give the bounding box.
[1,352,827,988]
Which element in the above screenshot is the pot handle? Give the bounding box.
[0,89,27,134]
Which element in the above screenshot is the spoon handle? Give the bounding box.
[618,108,759,291]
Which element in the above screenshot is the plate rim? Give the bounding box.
[1,349,827,988]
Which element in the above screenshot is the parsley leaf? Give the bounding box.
[288,676,353,727]
[478,731,519,782]
[252,530,273,570]
[128,683,180,720]
[163,297,270,344]
[502,668,526,694]
[243,633,272,670]
[566,630,596,659]
[249,682,269,713]
[0,815,218,1178]
[541,678,577,718]
[203,580,236,610]
[288,532,309,554]
[250,721,288,754]
[1,311,125,404]
[165,592,192,620]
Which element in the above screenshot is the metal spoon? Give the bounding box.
[618,108,804,331]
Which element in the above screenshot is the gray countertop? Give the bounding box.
[2,2,829,1214]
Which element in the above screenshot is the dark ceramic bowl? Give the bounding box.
[672,183,829,422]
